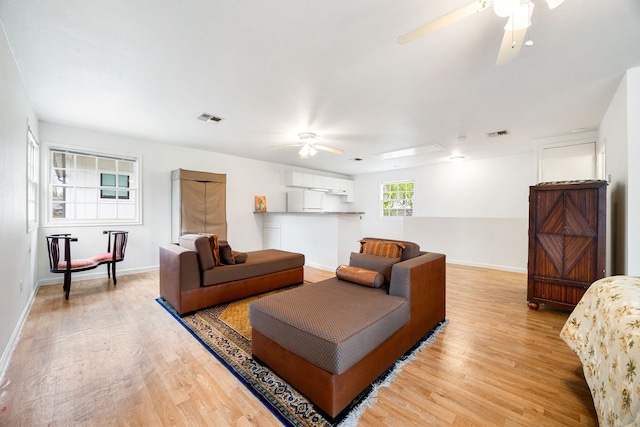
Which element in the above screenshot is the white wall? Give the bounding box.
[352,152,536,272]
[626,67,640,275]
[0,23,40,376]
[36,122,353,285]
[599,66,640,275]
[599,73,628,275]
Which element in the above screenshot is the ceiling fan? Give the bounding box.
[397,0,566,65]
[271,132,344,159]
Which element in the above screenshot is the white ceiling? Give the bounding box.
[1,0,639,175]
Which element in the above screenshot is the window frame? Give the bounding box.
[45,144,142,226]
[26,125,39,231]
[381,180,415,218]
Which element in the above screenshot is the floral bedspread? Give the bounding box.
[561,276,640,427]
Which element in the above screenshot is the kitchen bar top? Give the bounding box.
[255,211,364,215]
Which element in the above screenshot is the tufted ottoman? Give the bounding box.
[250,278,409,376]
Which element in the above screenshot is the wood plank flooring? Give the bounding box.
[0,264,597,426]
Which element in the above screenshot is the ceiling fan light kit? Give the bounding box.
[493,0,521,17]
[544,0,565,9]
[398,0,566,65]
[299,143,317,159]
[298,132,318,142]
[271,132,343,160]
[505,2,535,31]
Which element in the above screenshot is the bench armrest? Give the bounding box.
[159,244,201,311]
[389,252,446,342]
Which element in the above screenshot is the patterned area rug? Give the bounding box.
[157,286,447,427]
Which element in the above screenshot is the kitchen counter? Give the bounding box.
[256,211,364,215]
[259,212,364,269]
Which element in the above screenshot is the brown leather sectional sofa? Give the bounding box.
[249,238,446,419]
[159,234,305,315]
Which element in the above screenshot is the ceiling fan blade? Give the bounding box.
[397,0,491,44]
[496,27,528,65]
[270,143,302,149]
[314,144,344,154]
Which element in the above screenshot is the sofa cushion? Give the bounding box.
[361,237,421,261]
[219,240,235,265]
[179,234,217,271]
[349,252,399,285]
[359,239,405,259]
[201,249,304,286]
[249,279,409,375]
[335,265,384,288]
[233,251,248,264]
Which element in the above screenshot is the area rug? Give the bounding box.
[157,287,447,427]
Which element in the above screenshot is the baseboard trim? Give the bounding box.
[0,284,39,382]
[447,259,527,274]
[305,260,526,274]
[304,261,336,272]
[38,265,159,287]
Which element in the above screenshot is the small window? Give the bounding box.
[381,181,414,217]
[100,173,130,199]
[47,146,141,225]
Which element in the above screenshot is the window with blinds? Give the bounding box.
[47,147,141,225]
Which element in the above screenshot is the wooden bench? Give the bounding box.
[45,230,128,299]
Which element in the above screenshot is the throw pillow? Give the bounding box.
[349,252,400,285]
[359,239,405,259]
[233,251,248,264]
[198,233,221,266]
[218,240,235,265]
[335,265,384,288]
[361,237,421,260]
[179,234,216,270]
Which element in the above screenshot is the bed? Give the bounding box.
[560,275,640,426]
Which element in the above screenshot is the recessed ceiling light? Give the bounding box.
[450,155,465,163]
[350,157,363,161]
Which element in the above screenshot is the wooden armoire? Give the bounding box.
[527,180,607,310]
[171,169,227,242]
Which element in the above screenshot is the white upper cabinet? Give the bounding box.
[286,171,313,187]
[285,171,354,201]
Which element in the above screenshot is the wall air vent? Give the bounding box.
[197,113,224,122]
[487,129,509,137]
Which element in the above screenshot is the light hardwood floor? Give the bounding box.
[0,265,597,426]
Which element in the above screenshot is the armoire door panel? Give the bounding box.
[535,190,563,231]
[204,182,227,240]
[564,243,598,282]
[564,196,597,237]
[538,199,565,234]
[563,236,595,277]
[182,180,206,234]
[536,234,564,276]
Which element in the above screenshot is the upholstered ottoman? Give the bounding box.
[249,238,446,419]
[250,278,409,375]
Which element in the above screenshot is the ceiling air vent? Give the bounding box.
[197,113,224,122]
[487,129,509,137]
